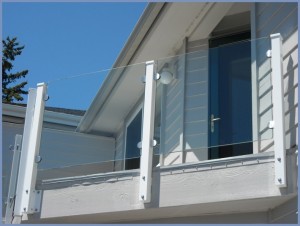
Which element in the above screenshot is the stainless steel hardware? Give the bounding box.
[211,114,221,133]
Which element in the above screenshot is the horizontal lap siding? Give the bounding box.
[161,56,185,159]
[255,2,298,151]
[282,30,298,149]
[39,129,115,170]
[114,128,125,171]
[163,38,209,165]
[185,39,209,161]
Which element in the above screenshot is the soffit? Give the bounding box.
[80,2,237,135]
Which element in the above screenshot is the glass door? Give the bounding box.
[209,31,253,159]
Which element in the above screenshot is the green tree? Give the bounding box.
[2,37,28,103]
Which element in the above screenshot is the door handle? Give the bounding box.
[211,114,221,133]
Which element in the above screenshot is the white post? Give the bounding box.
[270,33,287,187]
[5,135,22,224]
[139,61,156,203]
[14,83,47,218]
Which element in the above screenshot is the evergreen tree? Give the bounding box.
[2,37,28,103]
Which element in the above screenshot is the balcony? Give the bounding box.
[3,34,298,223]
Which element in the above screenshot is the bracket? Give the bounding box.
[27,190,42,214]
[268,121,275,129]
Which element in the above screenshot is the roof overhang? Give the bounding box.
[3,103,82,127]
[77,2,250,135]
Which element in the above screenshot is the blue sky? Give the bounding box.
[2,2,147,110]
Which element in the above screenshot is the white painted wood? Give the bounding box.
[254,2,298,156]
[160,54,184,164]
[184,39,208,161]
[14,89,36,217]
[139,61,156,203]
[26,199,296,224]
[25,152,298,223]
[14,83,47,217]
[270,33,287,188]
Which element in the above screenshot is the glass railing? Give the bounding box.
[2,139,15,221]
[154,37,273,165]
[1,35,281,222]
[37,62,146,181]
[35,37,273,182]
[3,37,274,191]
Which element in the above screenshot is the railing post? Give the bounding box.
[14,83,47,220]
[270,33,287,187]
[5,135,23,224]
[139,61,156,203]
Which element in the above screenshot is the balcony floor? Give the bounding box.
[25,151,298,223]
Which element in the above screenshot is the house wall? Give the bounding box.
[160,43,185,165]
[112,2,298,167]
[184,38,209,163]
[38,128,115,171]
[161,38,209,165]
[2,121,116,218]
[162,2,298,165]
[114,127,125,171]
[253,2,298,152]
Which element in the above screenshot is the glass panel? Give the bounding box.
[37,62,145,181]
[2,135,15,221]
[154,37,273,164]
[4,37,273,186]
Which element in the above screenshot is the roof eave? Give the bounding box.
[3,103,82,127]
[77,2,165,133]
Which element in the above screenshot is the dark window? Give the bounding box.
[125,109,142,170]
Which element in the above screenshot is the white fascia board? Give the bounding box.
[2,103,82,127]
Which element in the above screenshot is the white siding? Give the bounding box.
[114,127,125,171]
[254,2,298,152]
[161,38,209,165]
[38,128,115,170]
[161,44,185,165]
[184,39,209,162]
